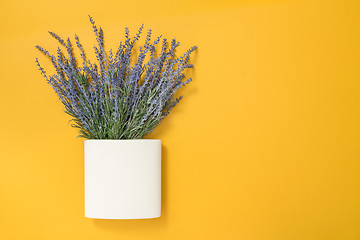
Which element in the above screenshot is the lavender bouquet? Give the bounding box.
[35,16,197,139]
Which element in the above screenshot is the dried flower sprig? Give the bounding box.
[35,16,197,139]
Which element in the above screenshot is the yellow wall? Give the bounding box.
[1,0,360,239]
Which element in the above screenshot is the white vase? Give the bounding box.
[84,139,161,219]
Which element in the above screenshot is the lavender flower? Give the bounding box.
[35,16,197,139]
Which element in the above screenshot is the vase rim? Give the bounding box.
[84,139,160,142]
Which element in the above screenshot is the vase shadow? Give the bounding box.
[90,144,168,231]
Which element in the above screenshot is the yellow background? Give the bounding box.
[1,0,360,239]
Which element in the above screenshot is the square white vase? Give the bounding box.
[84,139,161,219]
